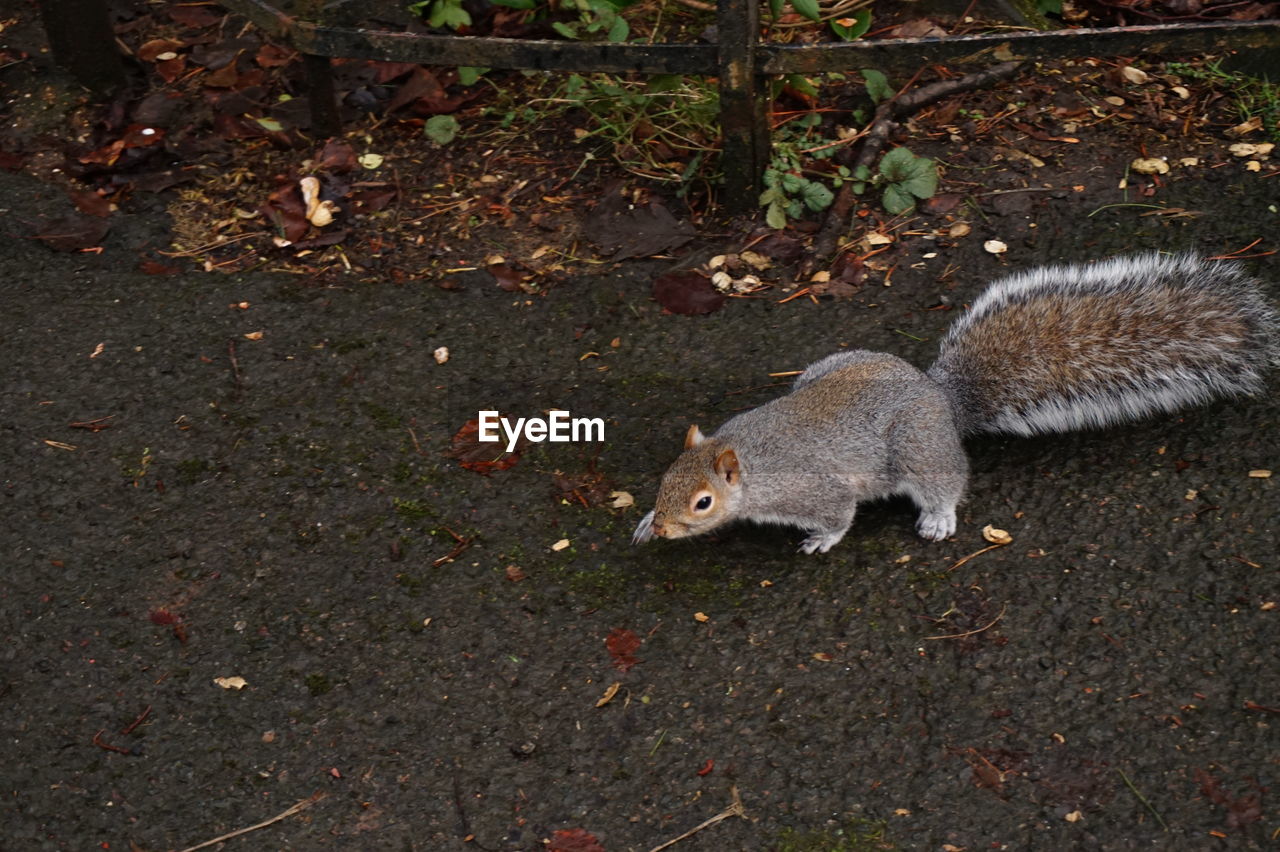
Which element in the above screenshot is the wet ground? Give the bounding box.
[3,21,1280,852]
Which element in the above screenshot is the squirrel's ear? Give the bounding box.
[684,424,705,449]
[713,448,739,485]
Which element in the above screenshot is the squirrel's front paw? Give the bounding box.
[799,529,846,554]
[916,509,956,541]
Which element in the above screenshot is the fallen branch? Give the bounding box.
[646,786,747,852]
[805,61,1024,275]
[177,792,326,852]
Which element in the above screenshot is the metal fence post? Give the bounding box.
[715,0,770,213]
[36,0,126,95]
[303,54,342,137]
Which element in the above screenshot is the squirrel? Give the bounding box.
[633,252,1279,554]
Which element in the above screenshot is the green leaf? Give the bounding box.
[647,74,681,93]
[787,199,804,219]
[801,181,834,211]
[769,0,784,18]
[254,117,284,132]
[861,68,893,104]
[606,14,629,42]
[853,164,870,181]
[780,172,806,193]
[491,0,536,7]
[552,21,578,38]
[762,168,782,189]
[457,66,488,86]
[786,74,818,98]
[790,0,820,21]
[830,9,871,41]
[898,157,938,199]
[424,114,460,144]
[878,147,915,181]
[760,186,786,206]
[766,200,789,229]
[883,183,915,215]
[851,181,866,194]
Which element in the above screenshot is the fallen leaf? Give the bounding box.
[983,240,1008,254]
[433,346,449,364]
[549,828,605,852]
[255,43,295,68]
[582,194,696,260]
[214,676,248,690]
[595,682,621,707]
[605,628,641,672]
[551,538,570,551]
[33,214,111,252]
[446,418,526,474]
[358,153,385,169]
[652,269,726,315]
[316,138,358,172]
[505,564,526,582]
[608,491,634,508]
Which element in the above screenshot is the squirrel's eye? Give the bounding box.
[694,495,712,512]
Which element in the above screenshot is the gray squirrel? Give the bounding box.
[632,252,1278,553]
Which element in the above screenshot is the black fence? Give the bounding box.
[36,0,1280,212]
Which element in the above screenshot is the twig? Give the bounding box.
[156,232,265,257]
[120,704,152,736]
[177,792,326,852]
[945,542,1005,572]
[923,603,1006,640]
[227,339,243,391]
[92,729,132,755]
[646,786,747,852]
[1115,768,1169,832]
[432,527,475,566]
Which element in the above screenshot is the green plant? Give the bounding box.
[758,112,843,228]
[875,147,938,214]
[553,0,634,42]
[425,114,460,144]
[556,72,720,184]
[1165,59,1280,142]
[408,0,534,29]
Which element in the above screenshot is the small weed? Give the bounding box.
[774,817,894,851]
[1165,59,1280,142]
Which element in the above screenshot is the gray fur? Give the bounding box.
[637,253,1277,550]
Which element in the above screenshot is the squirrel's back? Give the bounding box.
[927,253,1278,437]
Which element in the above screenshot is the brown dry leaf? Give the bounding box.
[138,38,185,62]
[214,676,248,690]
[595,682,621,707]
[33,214,111,252]
[505,564,526,582]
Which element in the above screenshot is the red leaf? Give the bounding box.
[255,43,295,68]
[68,188,113,218]
[386,66,466,115]
[446,418,525,475]
[168,4,223,28]
[489,262,528,292]
[261,183,309,243]
[148,609,178,626]
[140,259,181,275]
[155,56,187,84]
[549,828,605,852]
[349,187,398,213]
[696,759,714,776]
[652,270,725,316]
[316,139,358,173]
[605,628,641,672]
[137,38,184,62]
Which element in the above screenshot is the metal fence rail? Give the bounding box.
[36,0,1280,212]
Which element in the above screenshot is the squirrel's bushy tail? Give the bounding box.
[927,253,1279,437]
